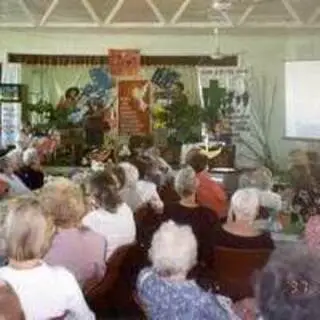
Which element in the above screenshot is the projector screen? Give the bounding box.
[285,61,320,140]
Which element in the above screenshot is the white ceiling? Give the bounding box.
[1,0,320,33]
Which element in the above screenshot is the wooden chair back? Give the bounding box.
[0,282,24,320]
[134,205,163,249]
[84,243,134,301]
[213,246,272,301]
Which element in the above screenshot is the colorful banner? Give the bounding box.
[108,49,141,77]
[118,80,151,135]
[197,67,251,141]
[1,102,21,147]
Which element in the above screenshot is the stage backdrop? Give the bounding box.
[197,66,251,141]
[118,80,151,136]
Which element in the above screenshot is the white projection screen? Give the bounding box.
[285,61,320,140]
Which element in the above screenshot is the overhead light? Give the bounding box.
[212,0,232,11]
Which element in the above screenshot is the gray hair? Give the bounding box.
[174,166,197,197]
[149,220,197,275]
[228,188,259,222]
[23,148,39,167]
[255,245,320,320]
[251,167,273,191]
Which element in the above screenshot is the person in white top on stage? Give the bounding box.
[82,170,136,260]
[0,197,94,319]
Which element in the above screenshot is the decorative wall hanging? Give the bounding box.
[118,80,151,136]
[108,49,141,77]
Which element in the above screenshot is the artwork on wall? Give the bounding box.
[108,49,141,77]
[197,67,251,143]
[118,80,151,136]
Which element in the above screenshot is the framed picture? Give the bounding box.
[0,84,23,102]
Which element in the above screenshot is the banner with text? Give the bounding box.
[118,80,151,135]
[197,67,251,141]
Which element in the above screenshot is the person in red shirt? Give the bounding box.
[186,148,228,219]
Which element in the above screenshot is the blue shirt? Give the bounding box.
[137,268,230,320]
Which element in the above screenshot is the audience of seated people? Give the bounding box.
[0,197,94,319]
[215,188,274,250]
[163,166,219,265]
[41,178,107,287]
[137,220,237,319]
[0,140,319,319]
[186,148,228,219]
[82,170,136,260]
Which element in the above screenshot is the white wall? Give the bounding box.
[1,30,320,167]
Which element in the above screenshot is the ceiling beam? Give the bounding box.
[105,0,125,24]
[170,0,191,24]
[281,0,302,24]
[308,7,320,24]
[40,0,59,26]
[81,0,101,25]
[219,10,234,27]
[238,5,256,25]
[145,0,166,23]
[18,0,36,26]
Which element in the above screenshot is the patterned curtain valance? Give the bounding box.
[8,53,237,67]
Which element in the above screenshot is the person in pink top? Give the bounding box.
[41,178,107,287]
[305,215,320,252]
[186,149,228,219]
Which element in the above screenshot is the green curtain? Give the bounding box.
[21,65,95,105]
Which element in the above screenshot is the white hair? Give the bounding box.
[119,162,139,187]
[174,166,197,197]
[149,220,197,275]
[22,148,39,166]
[6,149,22,166]
[229,188,259,222]
[251,167,273,191]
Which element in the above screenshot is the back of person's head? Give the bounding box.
[149,220,197,276]
[185,149,207,173]
[228,188,259,222]
[0,281,24,319]
[4,197,55,261]
[87,170,122,213]
[251,167,273,191]
[22,148,39,167]
[39,178,86,228]
[131,156,155,180]
[255,245,320,320]
[174,166,197,198]
[118,162,139,188]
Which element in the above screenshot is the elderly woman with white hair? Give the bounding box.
[250,167,282,213]
[164,166,219,264]
[115,161,163,213]
[137,220,234,320]
[16,147,44,190]
[215,188,274,250]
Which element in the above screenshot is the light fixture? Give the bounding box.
[212,0,232,11]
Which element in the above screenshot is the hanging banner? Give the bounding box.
[108,49,141,77]
[118,80,151,135]
[197,67,251,142]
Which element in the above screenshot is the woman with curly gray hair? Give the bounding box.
[255,245,320,320]
[137,220,235,320]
